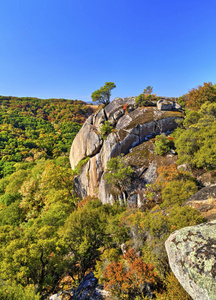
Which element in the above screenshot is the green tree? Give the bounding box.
[161,180,198,208]
[91,82,116,106]
[105,156,134,201]
[155,134,172,156]
[60,200,115,282]
[174,101,216,169]
[135,86,155,107]
[0,282,40,300]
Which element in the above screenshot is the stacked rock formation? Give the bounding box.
[70,97,183,204]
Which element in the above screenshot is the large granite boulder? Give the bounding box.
[157,97,181,110]
[165,221,216,300]
[70,97,184,204]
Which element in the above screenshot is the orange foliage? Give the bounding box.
[156,163,189,189]
[77,196,99,209]
[123,104,128,111]
[103,248,161,298]
[77,199,88,209]
[167,136,174,142]
[187,82,216,111]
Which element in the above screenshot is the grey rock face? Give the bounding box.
[49,272,107,300]
[157,98,180,111]
[69,121,103,169]
[184,185,216,220]
[73,272,104,300]
[165,221,216,300]
[70,97,184,203]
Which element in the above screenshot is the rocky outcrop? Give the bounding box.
[157,97,181,110]
[165,221,216,300]
[184,185,216,220]
[198,171,216,187]
[70,97,184,204]
[49,272,107,300]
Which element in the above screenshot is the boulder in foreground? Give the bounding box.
[165,220,216,300]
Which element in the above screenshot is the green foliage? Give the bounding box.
[91,82,116,106]
[105,156,134,200]
[155,134,172,155]
[156,272,192,299]
[100,121,113,139]
[0,96,91,166]
[135,86,156,107]
[0,86,213,298]
[161,179,197,208]
[60,199,125,282]
[0,201,23,226]
[120,205,206,281]
[135,93,149,107]
[174,101,216,169]
[168,206,206,230]
[177,94,188,109]
[0,192,21,206]
[74,157,90,175]
[0,282,40,300]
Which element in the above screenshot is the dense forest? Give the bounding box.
[0,83,216,299]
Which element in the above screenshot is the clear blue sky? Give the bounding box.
[1,0,216,102]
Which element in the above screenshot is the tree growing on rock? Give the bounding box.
[154,133,173,156]
[91,82,116,106]
[104,156,134,202]
[136,86,156,107]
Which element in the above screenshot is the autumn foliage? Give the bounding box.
[187,82,216,111]
[103,248,161,299]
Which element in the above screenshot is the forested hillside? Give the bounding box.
[0,96,94,298]
[0,96,94,176]
[0,84,216,300]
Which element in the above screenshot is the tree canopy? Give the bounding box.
[91,82,116,105]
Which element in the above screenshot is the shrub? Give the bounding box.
[100,121,113,139]
[105,156,134,200]
[135,86,156,107]
[155,134,172,155]
[161,179,198,208]
[74,157,90,175]
[156,272,192,300]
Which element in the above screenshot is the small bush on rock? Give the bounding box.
[155,134,172,155]
[136,86,156,107]
[100,121,113,139]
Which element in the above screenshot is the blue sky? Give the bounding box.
[0,0,216,102]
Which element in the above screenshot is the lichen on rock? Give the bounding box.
[165,220,216,300]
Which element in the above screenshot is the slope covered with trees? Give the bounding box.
[0,84,215,299]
